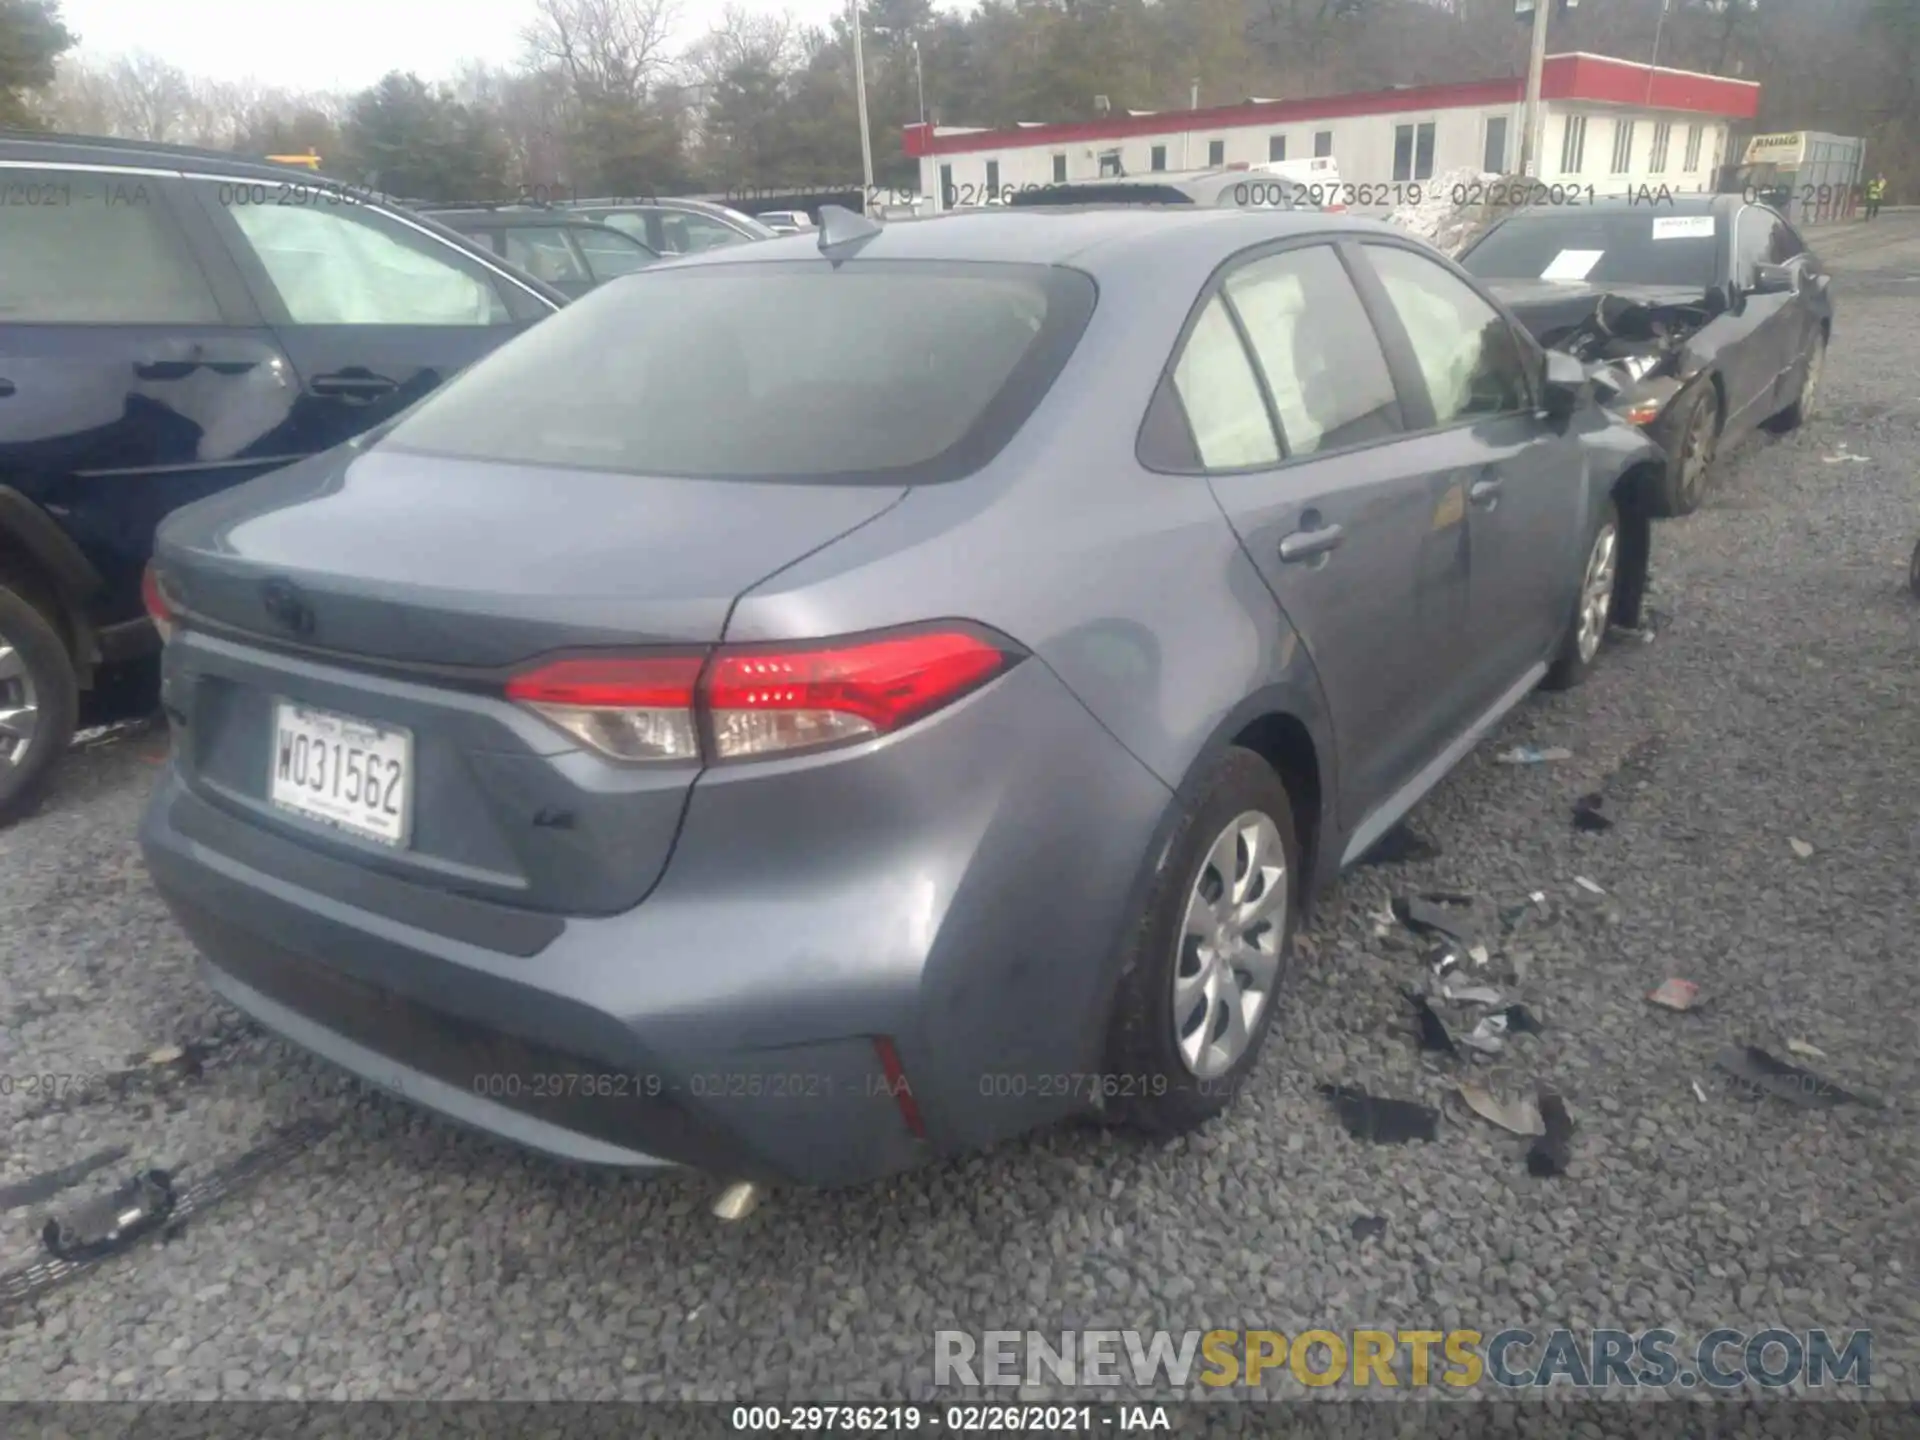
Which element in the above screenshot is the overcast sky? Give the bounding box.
[54,0,885,93]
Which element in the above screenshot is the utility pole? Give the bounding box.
[850,0,876,200]
[1184,78,1198,169]
[913,39,926,127]
[1517,0,1550,178]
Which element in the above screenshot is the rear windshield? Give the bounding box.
[380,260,1096,482]
[1458,209,1720,289]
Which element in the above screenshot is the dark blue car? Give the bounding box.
[0,131,566,824]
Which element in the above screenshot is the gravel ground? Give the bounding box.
[2,217,1917,1407]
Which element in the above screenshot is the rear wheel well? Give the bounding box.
[1229,712,1323,902]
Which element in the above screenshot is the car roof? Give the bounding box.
[0,128,335,185]
[664,205,1401,274]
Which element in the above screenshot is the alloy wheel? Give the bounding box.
[1172,810,1286,1079]
[1799,341,1823,422]
[1575,521,1620,665]
[0,633,40,770]
[1679,396,1717,507]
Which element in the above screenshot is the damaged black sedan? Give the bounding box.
[1458,194,1830,516]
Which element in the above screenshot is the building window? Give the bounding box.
[1269,134,1286,163]
[1393,121,1436,182]
[1610,120,1635,174]
[1683,123,1703,171]
[1208,139,1225,167]
[984,159,999,198]
[939,163,954,207]
[1559,114,1587,175]
[1649,122,1671,174]
[1484,116,1508,174]
[1314,130,1333,158]
[1151,144,1167,171]
[1052,153,1067,183]
[1098,149,1122,177]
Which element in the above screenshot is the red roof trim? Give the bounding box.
[903,53,1758,158]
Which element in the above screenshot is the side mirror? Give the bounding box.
[1752,261,1798,295]
[1541,349,1589,421]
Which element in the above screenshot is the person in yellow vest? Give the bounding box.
[1865,173,1886,221]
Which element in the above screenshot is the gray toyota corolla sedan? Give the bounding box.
[139,206,1663,1191]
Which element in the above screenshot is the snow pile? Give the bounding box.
[1386,168,1506,256]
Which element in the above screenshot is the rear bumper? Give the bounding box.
[141,658,1174,1188]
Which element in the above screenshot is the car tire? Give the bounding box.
[1541,498,1622,693]
[0,581,78,828]
[1768,331,1826,434]
[1658,380,1720,517]
[1103,747,1301,1137]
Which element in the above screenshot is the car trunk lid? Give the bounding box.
[154,446,905,915]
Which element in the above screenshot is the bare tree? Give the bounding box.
[525,0,680,105]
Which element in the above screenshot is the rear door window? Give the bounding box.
[502,226,592,286]
[1170,297,1279,469]
[0,168,221,324]
[1222,245,1401,455]
[380,261,1096,482]
[573,226,655,279]
[200,185,511,325]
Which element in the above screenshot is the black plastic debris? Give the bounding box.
[1320,1084,1439,1144]
[1714,1046,1883,1110]
[42,1169,176,1262]
[1,1117,334,1316]
[1356,822,1442,868]
[1426,943,1463,980]
[1572,792,1614,833]
[0,1147,130,1214]
[1527,1091,1574,1177]
[1392,895,1475,945]
[1495,1004,1545,1035]
[1351,1215,1389,1243]
[1401,986,1459,1057]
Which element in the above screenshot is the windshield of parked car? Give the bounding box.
[380,261,1096,482]
[1458,209,1721,289]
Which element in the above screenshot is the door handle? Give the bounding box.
[1469,477,1504,508]
[310,371,399,401]
[1278,523,1345,563]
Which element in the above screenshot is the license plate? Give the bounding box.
[269,701,413,847]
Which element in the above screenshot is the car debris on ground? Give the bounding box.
[1787,1038,1827,1059]
[1457,1081,1546,1136]
[1321,1085,1441,1144]
[1495,744,1574,765]
[1790,837,1815,859]
[1714,1046,1884,1110]
[1350,1215,1389,1243]
[1402,986,1460,1057]
[1572,792,1615,832]
[1647,978,1703,1012]
[1526,1091,1575,1177]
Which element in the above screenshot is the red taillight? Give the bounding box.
[506,628,1014,764]
[705,630,1008,761]
[141,563,176,643]
[505,655,703,762]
